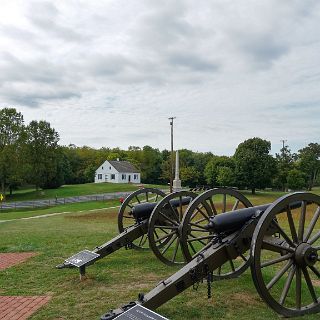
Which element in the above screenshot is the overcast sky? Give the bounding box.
[0,0,319,155]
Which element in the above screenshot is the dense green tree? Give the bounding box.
[297,143,320,190]
[139,146,162,183]
[234,137,276,194]
[204,156,235,186]
[216,166,235,186]
[192,152,213,185]
[180,166,200,187]
[0,108,25,194]
[25,120,60,190]
[274,145,295,191]
[287,169,306,190]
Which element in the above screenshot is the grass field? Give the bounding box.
[4,182,165,202]
[0,188,320,319]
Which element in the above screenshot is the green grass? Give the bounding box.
[0,200,121,221]
[3,183,166,202]
[0,189,320,319]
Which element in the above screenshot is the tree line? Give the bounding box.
[1,108,320,195]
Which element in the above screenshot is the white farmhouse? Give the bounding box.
[94,159,141,184]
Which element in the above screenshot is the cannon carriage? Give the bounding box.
[57,188,198,275]
[101,191,320,318]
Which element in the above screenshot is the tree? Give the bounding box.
[180,166,200,187]
[297,143,320,190]
[216,166,235,186]
[25,120,60,190]
[234,137,276,194]
[204,156,235,186]
[287,169,306,190]
[0,108,25,194]
[274,145,295,191]
[140,146,162,183]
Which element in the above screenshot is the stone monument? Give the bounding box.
[173,150,182,192]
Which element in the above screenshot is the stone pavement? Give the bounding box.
[0,253,37,271]
[0,296,51,319]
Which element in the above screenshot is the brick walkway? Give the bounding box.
[0,296,51,319]
[0,253,37,271]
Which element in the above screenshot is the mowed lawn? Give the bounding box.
[0,189,320,319]
[4,182,160,202]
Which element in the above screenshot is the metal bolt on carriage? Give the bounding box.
[99,189,320,319]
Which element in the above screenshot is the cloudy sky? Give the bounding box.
[0,0,319,155]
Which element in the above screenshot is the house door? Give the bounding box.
[128,175,131,182]
[105,175,108,182]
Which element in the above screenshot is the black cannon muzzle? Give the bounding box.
[206,200,306,235]
[131,197,193,221]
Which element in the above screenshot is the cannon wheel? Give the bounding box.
[180,188,253,279]
[118,188,166,250]
[251,192,320,317]
[148,191,197,266]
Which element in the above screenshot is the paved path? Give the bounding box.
[0,191,133,211]
[0,252,38,270]
[0,296,51,319]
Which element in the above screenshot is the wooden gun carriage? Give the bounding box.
[56,188,198,276]
[100,190,320,318]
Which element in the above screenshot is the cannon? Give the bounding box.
[57,188,197,276]
[101,191,320,318]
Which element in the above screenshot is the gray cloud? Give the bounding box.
[1,86,81,108]
[26,1,87,42]
[166,51,219,72]
[235,32,289,69]
[0,0,319,154]
[0,52,62,84]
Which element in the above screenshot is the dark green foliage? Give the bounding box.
[204,156,235,186]
[297,143,320,190]
[287,169,306,190]
[274,145,295,191]
[139,146,162,184]
[2,108,320,194]
[25,120,60,190]
[0,108,25,193]
[217,166,235,186]
[234,137,276,194]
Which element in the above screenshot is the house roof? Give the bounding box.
[109,160,140,173]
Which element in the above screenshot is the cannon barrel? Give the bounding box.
[207,204,270,234]
[131,197,192,220]
[101,193,319,319]
[207,200,306,234]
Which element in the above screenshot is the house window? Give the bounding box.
[102,166,103,169]
[111,174,115,180]
[109,166,111,170]
[134,174,138,180]
[98,174,102,180]
[122,174,126,180]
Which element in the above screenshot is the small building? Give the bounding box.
[94,159,141,184]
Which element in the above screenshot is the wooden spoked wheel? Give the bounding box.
[148,191,197,266]
[118,188,166,250]
[251,192,320,317]
[180,188,253,279]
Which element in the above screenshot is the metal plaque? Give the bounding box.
[65,250,100,267]
[114,305,168,320]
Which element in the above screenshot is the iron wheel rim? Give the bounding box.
[251,192,320,317]
[148,191,197,266]
[118,188,166,250]
[180,188,253,279]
